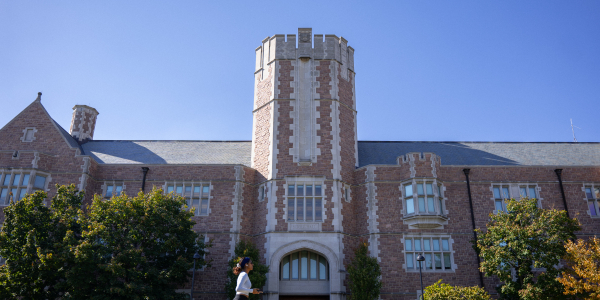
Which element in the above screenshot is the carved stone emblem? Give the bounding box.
[299,32,311,43]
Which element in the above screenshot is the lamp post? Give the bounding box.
[190,252,201,300]
[417,254,425,300]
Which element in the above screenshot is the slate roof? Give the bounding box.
[51,118,82,151]
[81,141,253,166]
[357,141,600,167]
[80,140,600,168]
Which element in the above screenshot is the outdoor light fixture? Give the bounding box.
[417,254,425,300]
[190,252,201,300]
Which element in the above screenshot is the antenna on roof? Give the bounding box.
[570,118,580,142]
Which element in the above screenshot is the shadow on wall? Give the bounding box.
[358,142,521,167]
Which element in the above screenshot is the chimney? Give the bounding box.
[69,105,99,142]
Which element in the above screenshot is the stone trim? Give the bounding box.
[101,181,127,198]
[400,233,458,273]
[266,239,342,299]
[20,127,38,143]
[581,183,600,218]
[162,180,212,216]
[365,166,380,261]
[230,166,245,257]
[31,152,40,168]
[283,176,327,228]
[268,100,280,179]
[289,58,321,165]
[490,182,544,213]
[265,180,279,232]
[399,178,448,229]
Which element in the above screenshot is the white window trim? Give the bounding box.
[401,234,457,273]
[162,181,212,216]
[101,181,126,199]
[0,169,51,206]
[399,179,448,229]
[258,183,266,202]
[20,127,38,143]
[490,183,543,214]
[284,176,327,224]
[344,184,351,203]
[582,183,600,218]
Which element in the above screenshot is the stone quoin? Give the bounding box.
[1,28,599,300]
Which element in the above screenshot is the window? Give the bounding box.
[104,182,124,199]
[404,236,454,272]
[403,181,444,215]
[287,184,323,222]
[0,172,32,205]
[258,185,266,202]
[584,185,600,217]
[344,185,351,203]
[493,185,511,213]
[401,180,447,229]
[280,250,328,281]
[20,127,37,142]
[166,183,211,216]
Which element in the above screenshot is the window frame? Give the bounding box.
[0,169,49,206]
[279,249,329,281]
[258,184,266,202]
[284,180,326,223]
[401,179,445,217]
[402,235,456,273]
[164,181,212,216]
[583,184,600,218]
[102,181,125,200]
[20,127,38,142]
[492,183,542,214]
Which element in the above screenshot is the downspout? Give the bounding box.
[463,168,485,288]
[141,167,150,192]
[554,169,570,218]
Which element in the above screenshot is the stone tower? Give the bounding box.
[251,27,358,180]
[251,28,357,300]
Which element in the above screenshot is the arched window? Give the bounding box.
[280,250,328,281]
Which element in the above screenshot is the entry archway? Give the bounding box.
[267,240,341,300]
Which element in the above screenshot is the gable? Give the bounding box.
[0,96,81,154]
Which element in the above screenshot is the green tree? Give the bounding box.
[0,184,84,300]
[225,240,269,300]
[0,185,209,300]
[424,280,490,300]
[475,197,580,300]
[346,242,382,300]
[67,188,208,299]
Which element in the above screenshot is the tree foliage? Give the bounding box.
[225,240,268,300]
[424,280,490,300]
[0,185,83,300]
[475,197,580,300]
[0,185,208,300]
[347,242,382,300]
[558,237,600,299]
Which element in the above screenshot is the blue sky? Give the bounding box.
[1,1,599,142]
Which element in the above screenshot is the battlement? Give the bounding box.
[255,28,355,72]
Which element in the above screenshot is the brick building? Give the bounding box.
[1,28,599,300]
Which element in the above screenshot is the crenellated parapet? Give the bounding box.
[255,28,355,72]
[399,152,442,178]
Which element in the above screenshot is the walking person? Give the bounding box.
[233,257,263,300]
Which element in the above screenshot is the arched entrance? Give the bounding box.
[279,250,329,296]
[267,240,342,300]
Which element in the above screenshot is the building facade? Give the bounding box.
[1,28,599,300]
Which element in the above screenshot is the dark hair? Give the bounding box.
[232,257,251,275]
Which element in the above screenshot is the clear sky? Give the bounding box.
[1,1,599,142]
